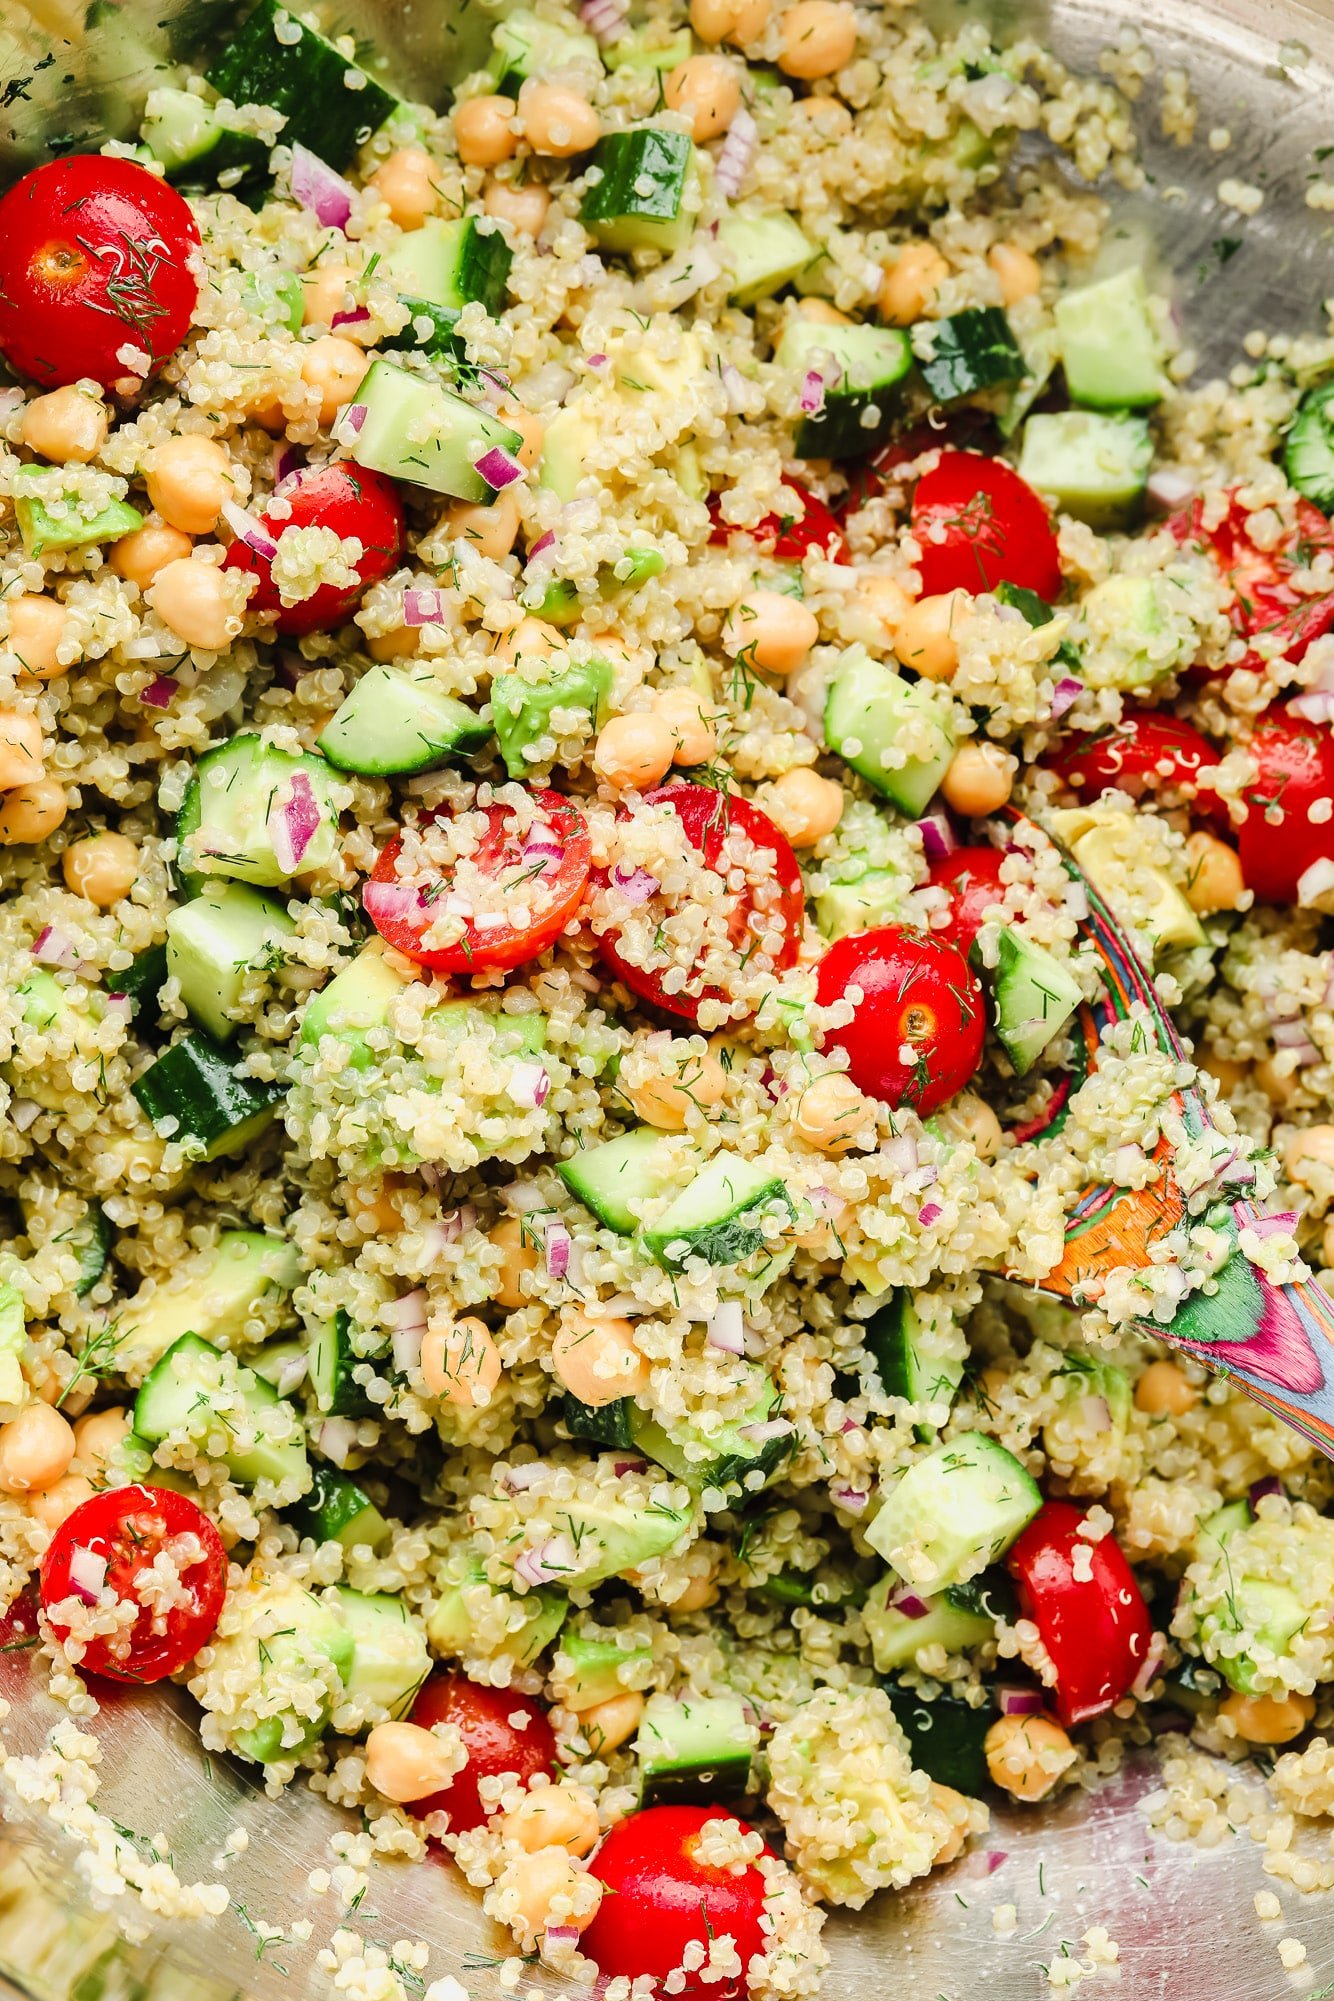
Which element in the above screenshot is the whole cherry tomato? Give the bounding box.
[224,464,405,637]
[815,923,985,1114]
[912,452,1062,601]
[1236,703,1334,905]
[1006,1500,1154,1726]
[1170,492,1334,676]
[708,479,849,563]
[409,1671,556,1834]
[583,1805,771,1998]
[926,845,1008,954]
[0,156,200,390]
[1044,710,1226,826]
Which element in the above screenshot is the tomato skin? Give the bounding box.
[815,923,985,1115]
[0,156,200,390]
[912,452,1062,601]
[39,1485,227,1683]
[926,846,1008,954]
[1044,711,1226,826]
[1236,704,1334,905]
[409,1671,555,1834]
[1169,493,1334,676]
[708,480,849,563]
[0,1588,39,1655]
[1006,1501,1153,1727]
[365,790,591,973]
[583,1805,770,1998]
[223,465,405,637]
[597,784,805,1024]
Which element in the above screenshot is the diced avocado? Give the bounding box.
[165,880,296,1042]
[427,1554,567,1668]
[776,318,913,460]
[865,1433,1042,1591]
[538,405,600,503]
[636,1693,756,1806]
[630,1362,788,1491]
[526,549,666,627]
[241,267,306,333]
[864,1290,963,1440]
[641,1152,790,1267]
[15,486,143,557]
[133,1332,310,1496]
[718,208,817,308]
[814,868,907,941]
[581,129,698,255]
[1186,1500,1313,1695]
[823,647,956,815]
[429,1002,546,1056]
[985,925,1085,1076]
[1049,1355,1131,1438]
[334,1588,431,1723]
[300,944,411,1069]
[884,1683,992,1794]
[861,1572,995,1673]
[115,1230,301,1381]
[510,1479,690,1591]
[915,306,1025,404]
[558,1127,698,1235]
[0,1285,27,1409]
[286,1463,392,1551]
[1075,574,1184,689]
[1054,266,1166,410]
[1017,410,1153,530]
[551,1627,654,1710]
[492,651,614,778]
[208,1575,354,1765]
[605,24,692,70]
[1056,817,1207,957]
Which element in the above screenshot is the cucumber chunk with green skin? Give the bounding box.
[636,1694,756,1806]
[334,1587,431,1721]
[984,925,1085,1077]
[133,1332,310,1494]
[487,7,600,92]
[562,1393,636,1449]
[176,734,342,891]
[349,358,525,503]
[718,208,817,307]
[105,942,169,1018]
[308,1308,372,1417]
[883,1683,992,1794]
[1054,265,1166,410]
[317,665,491,776]
[866,1433,1042,1591]
[205,0,399,170]
[581,129,698,255]
[287,1464,392,1551]
[139,85,269,189]
[864,1291,963,1440]
[69,1204,112,1299]
[630,1366,789,1490]
[552,1627,654,1709]
[915,306,1025,403]
[165,880,295,1042]
[299,944,409,1070]
[641,1153,791,1267]
[382,297,465,362]
[1017,409,1153,529]
[427,1555,567,1668]
[241,268,305,334]
[525,550,666,627]
[14,487,142,557]
[776,319,913,460]
[115,1230,301,1380]
[606,25,692,70]
[132,1032,285,1160]
[823,647,956,815]
[378,217,512,320]
[0,1286,26,1408]
[1285,381,1334,510]
[861,1573,995,1672]
[492,651,614,778]
[558,1127,696,1234]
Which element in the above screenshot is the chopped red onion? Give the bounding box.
[32,924,84,970]
[268,769,323,875]
[502,1179,549,1213]
[275,1351,308,1397]
[272,441,302,485]
[331,305,372,331]
[831,1483,869,1512]
[1049,675,1085,720]
[880,1133,919,1176]
[435,1204,478,1245]
[1146,467,1196,512]
[1249,1474,1284,1506]
[140,673,177,709]
[738,1417,794,1445]
[715,108,757,200]
[610,862,659,904]
[1248,1209,1299,1239]
[522,836,565,866]
[888,1586,931,1619]
[1129,1629,1167,1701]
[501,1463,547,1492]
[578,0,627,42]
[527,530,557,561]
[509,1061,551,1110]
[917,1201,943,1228]
[1273,1017,1317,1048]
[986,1850,1009,1875]
[335,402,367,443]
[544,1218,571,1279]
[799,370,826,415]
[384,1289,429,1333]
[391,1324,423,1373]
[996,1684,1044,1716]
[221,498,278,561]
[707,1302,745,1354]
[543,1925,584,1947]
[403,588,450,627]
[473,445,526,491]
[1286,691,1334,725]
[291,143,355,230]
[1082,1393,1112,1434]
[586,353,608,369]
[915,811,956,862]
[612,1457,650,1477]
[362,878,423,928]
[67,1545,108,1603]
[514,1534,575,1587]
[316,1417,358,1467]
[9,1098,40,1132]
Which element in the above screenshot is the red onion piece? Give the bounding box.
[514,1534,575,1587]
[336,403,367,442]
[316,1417,358,1466]
[221,498,279,561]
[1273,1017,1316,1048]
[544,1218,571,1279]
[527,530,557,561]
[32,925,85,971]
[888,1586,931,1619]
[544,1925,584,1947]
[1082,1392,1112,1434]
[1247,1210,1299,1240]
[290,143,355,230]
[391,1324,423,1374]
[67,1545,108,1603]
[268,769,323,875]
[1287,690,1334,725]
[707,1302,745,1354]
[1249,1474,1283,1506]
[715,107,757,200]
[880,1133,919,1176]
[578,0,627,44]
[383,1289,429,1333]
[1049,675,1085,720]
[830,1482,869,1512]
[609,862,659,904]
[331,305,372,331]
[272,441,302,485]
[1146,467,1195,512]
[612,1457,650,1477]
[362,878,425,928]
[1129,1628,1167,1701]
[502,1179,549,1214]
[508,1061,551,1110]
[917,1200,943,1228]
[986,1850,1009,1875]
[473,445,526,491]
[140,673,177,710]
[915,811,956,862]
[403,588,449,627]
[800,369,826,414]
[996,1684,1044,1716]
[738,1417,794,1446]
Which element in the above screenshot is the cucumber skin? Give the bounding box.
[1285,382,1334,511]
[916,306,1025,404]
[131,1032,285,1159]
[562,1393,636,1448]
[287,1464,391,1549]
[884,1684,992,1794]
[580,129,694,239]
[205,0,398,170]
[310,1308,373,1417]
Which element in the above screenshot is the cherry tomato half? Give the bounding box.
[708,479,849,563]
[0,156,200,390]
[1044,710,1226,826]
[1006,1500,1153,1726]
[597,784,805,1024]
[912,452,1062,602]
[224,464,405,637]
[39,1485,227,1683]
[409,1671,556,1835]
[365,789,591,973]
[926,845,1007,954]
[815,923,985,1115]
[1236,703,1334,906]
[583,1805,770,1999]
[1170,492,1334,676]
[0,1588,39,1656]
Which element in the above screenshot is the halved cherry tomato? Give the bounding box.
[0,1588,39,1656]
[708,480,849,563]
[224,464,405,637]
[365,789,591,973]
[815,923,985,1115]
[1169,492,1334,676]
[912,452,1062,601]
[597,784,804,1024]
[1236,703,1334,905]
[1005,1500,1153,1726]
[409,1671,556,1835]
[1044,710,1226,826]
[0,156,200,390]
[583,1805,771,1998]
[839,410,995,516]
[926,845,1007,954]
[39,1485,227,1683]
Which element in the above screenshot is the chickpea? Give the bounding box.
[300,335,368,427]
[1323,1212,1334,1269]
[4,594,72,679]
[689,0,771,44]
[1184,830,1245,915]
[0,776,67,846]
[365,1719,461,1801]
[499,403,544,471]
[594,713,676,792]
[20,384,109,464]
[442,488,522,561]
[109,523,194,590]
[930,1783,972,1867]
[878,241,949,326]
[722,589,819,676]
[764,768,845,848]
[0,711,44,791]
[63,831,138,908]
[937,1091,1003,1160]
[988,242,1042,306]
[653,686,718,767]
[496,615,564,667]
[420,1316,502,1407]
[145,435,234,537]
[984,1713,1077,1802]
[778,0,857,77]
[673,1572,719,1612]
[579,1688,644,1751]
[856,573,914,645]
[941,742,1015,818]
[1134,1359,1198,1417]
[797,297,852,326]
[794,1072,871,1152]
[894,590,966,680]
[1285,1125,1334,1184]
[483,179,550,237]
[625,1046,727,1129]
[501,1784,600,1857]
[454,96,518,168]
[301,263,367,335]
[1219,1690,1315,1746]
[519,83,600,158]
[367,628,418,662]
[147,558,238,653]
[369,146,440,229]
[1255,1054,1299,1107]
[491,1215,539,1310]
[28,1472,94,1532]
[72,1406,130,1477]
[665,56,741,142]
[551,1312,650,1407]
[506,1846,598,1941]
[0,1403,76,1495]
[348,1177,406,1236]
[1198,1050,1247,1095]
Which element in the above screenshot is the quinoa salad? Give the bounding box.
[8,0,1334,1994]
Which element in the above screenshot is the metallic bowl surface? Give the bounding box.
[2,0,1334,1993]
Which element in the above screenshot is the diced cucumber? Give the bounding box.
[205,0,399,170]
[512,1484,690,1591]
[562,1393,636,1449]
[299,943,409,1071]
[334,1588,431,1722]
[642,1152,790,1267]
[884,1683,992,1794]
[486,8,600,92]
[718,208,817,308]
[14,484,142,557]
[636,1694,756,1806]
[866,1434,1042,1591]
[551,1627,654,1710]
[915,306,1025,404]
[815,868,905,941]
[985,925,1084,1076]
[308,1308,371,1417]
[133,1332,310,1494]
[1017,410,1153,530]
[558,1127,696,1235]
[378,216,512,321]
[823,647,955,815]
[106,944,168,1028]
[349,358,524,503]
[1285,381,1334,511]
[250,1337,307,1394]
[287,1463,392,1551]
[581,129,697,255]
[115,1230,300,1379]
[629,1364,789,1490]
[176,733,342,891]
[605,25,692,71]
[242,268,306,334]
[1054,266,1165,410]
[68,1204,112,1299]
[317,665,491,776]
[218,1575,354,1765]
[492,651,613,778]
[132,1032,285,1159]
[165,880,295,1042]
[776,318,913,459]
[861,1573,995,1673]
[0,1286,26,1408]
[139,85,269,189]
[864,1291,963,1439]
[426,1554,567,1668]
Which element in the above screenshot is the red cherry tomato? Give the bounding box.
[1044,710,1226,826]
[926,845,1007,954]
[815,923,985,1115]
[1170,492,1334,676]
[1005,1500,1154,1727]
[1236,703,1334,905]
[584,1805,770,1998]
[839,410,995,516]
[596,784,805,1024]
[224,464,405,637]
[0,1588,39,1655]
[0,156,200,390]
[365,789,591,973]
[39,1485,227,1683]
[409,1671,555,1834]
[911,452,1062,602]
[708,480,849,563]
